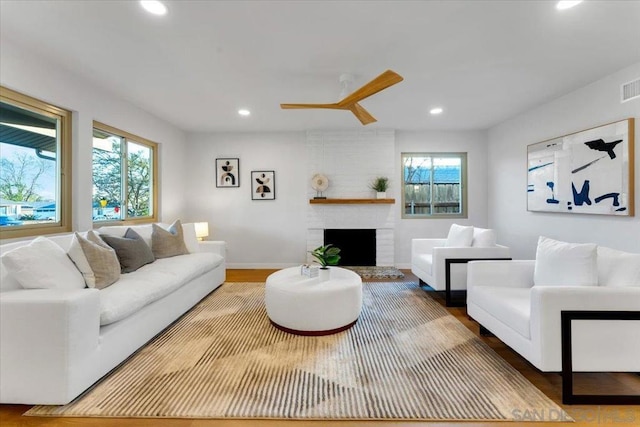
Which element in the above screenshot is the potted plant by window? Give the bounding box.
[370,176,389,199]
[309,244,341,281]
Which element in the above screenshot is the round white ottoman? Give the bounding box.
[265,266,363,335]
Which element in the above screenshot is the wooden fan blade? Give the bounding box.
[280,103,342,110]
[348,103,377,125]
[338,70,403,107]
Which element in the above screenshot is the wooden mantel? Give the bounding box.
[309,198,395,204]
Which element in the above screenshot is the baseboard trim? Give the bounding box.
[226,263,301,269]
[228,263,410,270]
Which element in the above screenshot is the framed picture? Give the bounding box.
[216,158,239,188]
[527,118,634,216]
[251,170,275,200]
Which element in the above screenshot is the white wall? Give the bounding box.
[184,132,307,268]
[488,62,640,258]
[185,129,489,268]
[0,38,188,237]
[394,130,489,267]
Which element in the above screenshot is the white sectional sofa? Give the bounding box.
[467,241,640,373]
[0,223,226,405]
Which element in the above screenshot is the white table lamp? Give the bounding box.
[194,222,209,241]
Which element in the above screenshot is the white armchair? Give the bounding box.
[467,238,640,404]
[467,258,640,372]
[411,225,510,306]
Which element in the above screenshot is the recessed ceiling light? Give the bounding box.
[556,1,583,10]
[238,109,251,116]
[429,107,444,115]
[140,1,167,16]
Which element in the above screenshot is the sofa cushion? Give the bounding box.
[471,228,497,247]
[101,229,155,273]
[412,253,433,275]
[68,231,120,289]
[446,224,473,247]
[1,236,85,290]
[534,236,597,287]
[471,286,532,339]
[152,220,189,259]
[99,252,224,325]
[598,246,640,287]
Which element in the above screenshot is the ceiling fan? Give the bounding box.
[280,70,403,125]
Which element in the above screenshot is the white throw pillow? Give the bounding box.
[445,224,474,247]
[1,236,85,290]
[597,246,640,287]
[533,236,598,287]
[182,223,200,254]
[471,228,497,247]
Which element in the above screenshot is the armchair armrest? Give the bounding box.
[432,245,510,260]
[0,289,101,404]
[431,245,512,292]
[531,286,640,371]
[411,238,446,255]
[198,240,226,258]
[467,260,535,289]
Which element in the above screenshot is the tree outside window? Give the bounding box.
[92,122,157,223]
[0,87,72,238]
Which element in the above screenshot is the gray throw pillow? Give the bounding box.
[152,219,189,259]
[101,228,155,273]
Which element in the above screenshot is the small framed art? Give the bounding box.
[216,158,240,188]
[251,170,275,200]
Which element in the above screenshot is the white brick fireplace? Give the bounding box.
[306,130,396,266]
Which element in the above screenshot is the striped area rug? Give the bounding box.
[27,282,567,421]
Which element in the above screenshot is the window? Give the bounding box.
[401,152,467,218]
[0,86,72,238]
[92,122,158,223]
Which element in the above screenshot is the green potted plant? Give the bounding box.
[309,244,341,267]
[370,176,389,199]
[309,244,341,281]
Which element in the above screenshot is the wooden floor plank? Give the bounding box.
[1,269,638,427]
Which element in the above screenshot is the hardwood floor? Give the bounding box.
[1,269,638,427]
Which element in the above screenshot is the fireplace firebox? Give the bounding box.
[324,229,376,266]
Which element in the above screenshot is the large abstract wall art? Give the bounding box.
[527,118,635,216]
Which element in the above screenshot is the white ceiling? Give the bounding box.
[1,1,639,133]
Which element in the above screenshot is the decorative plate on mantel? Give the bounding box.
[311,174,329,199]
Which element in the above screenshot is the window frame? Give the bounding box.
[92,121,158,226]
[401,152,468,219]
[0,86,72,239]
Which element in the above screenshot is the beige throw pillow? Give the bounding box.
[152,220,189,259]
[68,231,121,289]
